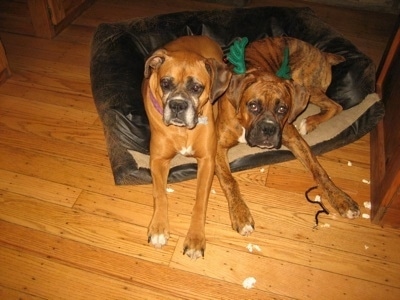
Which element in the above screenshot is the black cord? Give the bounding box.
[305,186,330,228]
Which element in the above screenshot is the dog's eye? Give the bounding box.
[248,101,260,114]
[160,78,173,91]
[277,105,288,115]
[190,83,204,94]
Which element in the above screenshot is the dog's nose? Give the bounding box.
[260,122,277,137]
[169,100,188,113]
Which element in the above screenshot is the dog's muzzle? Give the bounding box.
[247,118,282,149]
[163,98,197,129]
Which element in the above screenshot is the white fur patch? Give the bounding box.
[238,127,247,144]
[298,119,308,135]
[179,146,195,156]
[198,116,208,125]
[150,234,168,248]
[240,224,254,236]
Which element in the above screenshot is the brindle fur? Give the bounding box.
[246,37,345,134]
[214,37,359,235]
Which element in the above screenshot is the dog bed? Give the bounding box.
[90,6,383,185]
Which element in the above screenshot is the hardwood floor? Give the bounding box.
[0,0,399,299]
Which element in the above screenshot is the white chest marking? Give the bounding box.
[179,145,195,156]
[198,116,208,125]
[238,127,247,144]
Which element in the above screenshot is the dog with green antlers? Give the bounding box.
[215,36,359,236]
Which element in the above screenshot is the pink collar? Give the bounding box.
[149,89,163,115]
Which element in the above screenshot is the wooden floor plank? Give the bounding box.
[0,221,285,300]
[0,246,181,300]
[0,286,45,300]
[171,237,400,299]
[0,119,107,157]
[0,191,173,265]
[0,83,96,112]
[0,170,81,207]
[0,143,114,190]
[0,94,97,125]
[73,185,400,283]
[0,32,90,66]
[3,61,91,97]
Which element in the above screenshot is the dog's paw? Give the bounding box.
[230,201,255,236]
[298,118,317,135]
[183,232,206,260]
[338,196,360,219]
[239,224,254,236]
[325,189,360,219]
[298,119,308,135]
[148,233,169,248]
[148,221,170,248]
[343,207,361,219]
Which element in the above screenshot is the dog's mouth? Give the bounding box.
[248,139,281,149]
[166,116,197,129]
[163,99,197,129]
[246,119,282,149]
[255,141,277,149]
[168,117,197,129]
[169,118,186,126]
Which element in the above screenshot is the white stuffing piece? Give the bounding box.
[362,179,371,184]
[211,189,216,194]
[364,245,369,250]
[314,195,321,202]
[319,223,331,228]
[347,161,353,166]
[242,277,256,289]
[363,201,371,209]
[260,167,265,173]
[166,187,174,193]
[246,243,261,253]
[362,213,370,219]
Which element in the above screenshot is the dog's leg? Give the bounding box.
[183,155,215,259]
[283,124,360,218]
[298,90,343,135]
[148,154,171,248]
[215,143,255,235]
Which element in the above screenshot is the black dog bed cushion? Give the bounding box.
[90,6,383,185]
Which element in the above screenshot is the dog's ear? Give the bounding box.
[144,49,167,78]
[288,82,310,123]
[225,73,256,110]
[204,58,232,103]
[325,52,346,65]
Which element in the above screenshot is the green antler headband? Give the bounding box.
[276,46,291,80]
[226,37,292,80]
[226,37,248,74]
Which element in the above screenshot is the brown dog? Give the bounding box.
[142,35,231,258]
[215,37,360,235]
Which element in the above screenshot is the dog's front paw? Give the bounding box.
[326,189,360,219]
[298,118,317,135]
[230,201,255,236]
[183,231,206,260]
[148,222,170,248]
[339,197,360,219]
